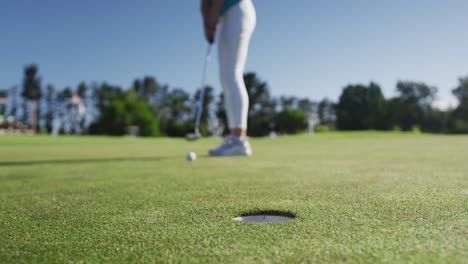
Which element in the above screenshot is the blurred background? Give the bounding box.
[1,0,467,137]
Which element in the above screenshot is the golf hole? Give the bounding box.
[233,210,295,223]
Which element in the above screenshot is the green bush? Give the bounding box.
[411,125,422,134]
[90,90,160,137]
[165,121,193,137]
[314,125,330,133]
[275,108,308,134]
[453,119,468,133]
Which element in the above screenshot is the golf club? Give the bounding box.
[186,44,212,140]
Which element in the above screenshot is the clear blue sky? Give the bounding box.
[1,0,467,108]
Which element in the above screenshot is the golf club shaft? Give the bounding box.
[194,44,212,134]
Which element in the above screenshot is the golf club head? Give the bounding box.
[185,132,202,141]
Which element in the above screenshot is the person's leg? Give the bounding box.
[218,18,236,135]
[210,0,256,156]
[218,0,256,138]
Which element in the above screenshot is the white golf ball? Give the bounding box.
[186,152,197,161]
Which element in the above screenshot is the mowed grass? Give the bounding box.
[0,132,467,263]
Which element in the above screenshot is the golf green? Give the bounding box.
[0,132,467,263]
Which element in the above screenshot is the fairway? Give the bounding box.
[0,132,467,263]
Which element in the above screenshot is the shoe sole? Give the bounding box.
[209,147,252,157]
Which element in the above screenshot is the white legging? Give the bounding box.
[218,0,256,130]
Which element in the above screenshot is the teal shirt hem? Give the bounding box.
[219,0,241,16]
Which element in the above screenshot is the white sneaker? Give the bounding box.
[209,135,252,156]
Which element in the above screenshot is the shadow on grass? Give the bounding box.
[0,156,174,167]
[235,210,297,218]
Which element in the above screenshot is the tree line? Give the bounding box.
[0,64,467,136]
[336,80,468,133]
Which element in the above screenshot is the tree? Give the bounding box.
[336,82,386,130]
[86,83,123,133]
[44,85,56,133]
[132,76,162,105]
[21,64,42,131]
[451,76,468,133]
[7,86,19,120]
[392,81,438,131]
[423,109,451,133]
[318,98,336,126]
[76,82,89,134]
[279,96,298,110]
[192,86,215,135]
[452,76,468,119]
[0,89,6,116]
[367,83,388,129]
[77,82,87,98]
[396,81,437,106]
[163,88,193,137]
[132,77,170,124]
[93,83,123,111]
[166,89,191,121]
[56,87,73,133]
[297,98,317,115]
